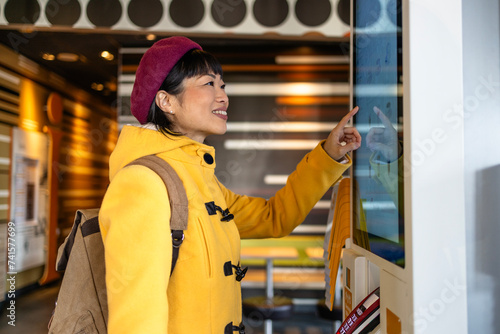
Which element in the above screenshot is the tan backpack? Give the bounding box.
[48,155,189,334]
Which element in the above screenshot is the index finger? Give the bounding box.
[373,106,393,129]
[337,106,359,128]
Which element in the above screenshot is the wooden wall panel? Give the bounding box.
[56,100,117,241]
[0,68,17,223]
[0,44,117,287]
[0,123,11,222]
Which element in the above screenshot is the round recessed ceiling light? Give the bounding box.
[100,51,115,61]
[91,82,104,91]
[42,53,55,61]
[57,52,80,62]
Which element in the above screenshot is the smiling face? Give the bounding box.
[156,73,229,143]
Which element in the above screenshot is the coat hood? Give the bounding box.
[108,124,216,181]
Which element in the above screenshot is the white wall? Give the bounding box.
[462,0,500,333]
[408,1,469,333]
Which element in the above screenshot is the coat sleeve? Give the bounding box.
[220,141,351,239]
[99,165,172,333]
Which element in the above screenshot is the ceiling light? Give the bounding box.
[91,82,104,91]
[57,52,80,62]
[42,53,55,61]
[275,55,349,64]
[100,51,114,61]
[106,81,117,92]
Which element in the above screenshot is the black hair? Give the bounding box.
[146,48,224,137]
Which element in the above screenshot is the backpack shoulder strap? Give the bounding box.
[126,155,189,274]
[56,208,100,271]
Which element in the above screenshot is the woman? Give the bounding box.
[99,36,361,333]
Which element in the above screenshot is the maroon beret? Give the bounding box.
[131,36,202,124]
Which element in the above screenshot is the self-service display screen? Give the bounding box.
[351,0,404,267]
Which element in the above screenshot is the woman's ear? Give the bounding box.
[155,90,171,113]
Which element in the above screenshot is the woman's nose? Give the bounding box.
[217,87,228,103]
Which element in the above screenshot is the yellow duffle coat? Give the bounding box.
[99,125,350,333]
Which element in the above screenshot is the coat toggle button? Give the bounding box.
[203,153,214,164]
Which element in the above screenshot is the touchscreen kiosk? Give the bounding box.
[351,0,404,267]
[343,0,408,332]
[341,0,469,333]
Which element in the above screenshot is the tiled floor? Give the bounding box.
[0,282,338,333]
